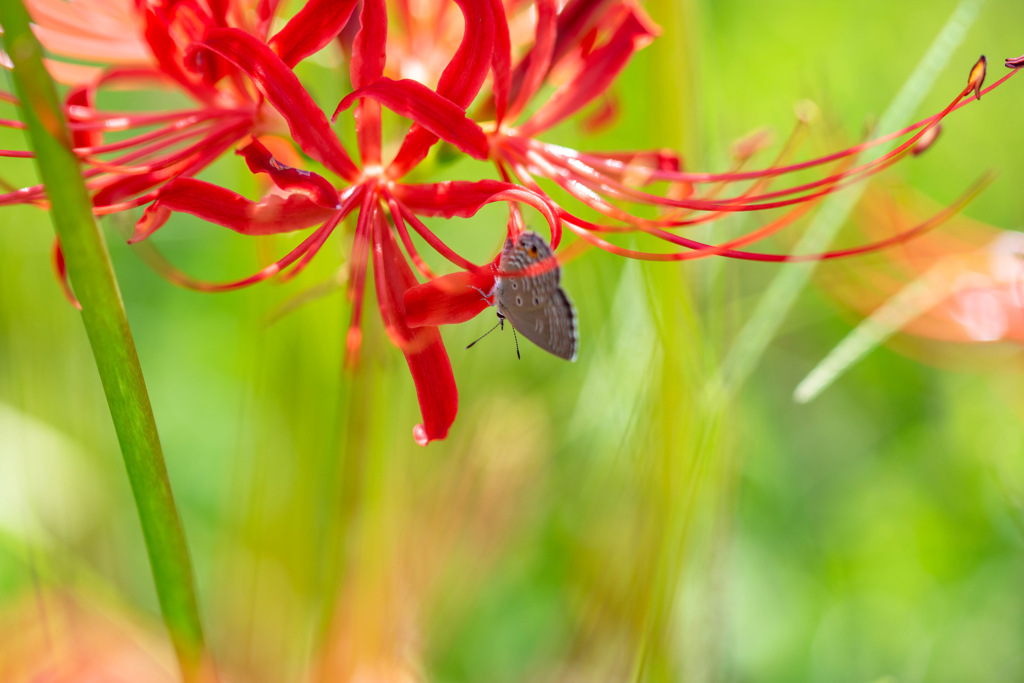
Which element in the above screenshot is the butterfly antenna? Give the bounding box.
[466,320,502,350]
[510,324,520,360]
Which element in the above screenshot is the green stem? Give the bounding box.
[0,1,207,678]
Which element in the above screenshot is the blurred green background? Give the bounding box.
[2,0,1024,681]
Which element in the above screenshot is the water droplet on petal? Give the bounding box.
[413,423,429,447]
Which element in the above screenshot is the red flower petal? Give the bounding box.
[403,269,495,327]
[334,78,489,161]
[350,0,387,163]
[551,0,616,61]
[390,179,561,245]
[506,0,557,122]
[518,6,658,137]
[140,7,201,97]
[504,0,616,113]
[141,0,232,99]
[129,177,338,242]
[254,0,281,39]
[408,336,459,446]
[350,0,387,89]
[191,28,360,181]
[580,93,618,134]
[268,0,358,67]
[368,202,458,445]
[390,179,519,216]
[238,137,340,209]
[389,0,498,176]
[488,0,512,124]
[65,86,102,150]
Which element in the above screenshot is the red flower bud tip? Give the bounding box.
[968,55,987,100]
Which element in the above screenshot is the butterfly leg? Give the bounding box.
[468,284,496,306]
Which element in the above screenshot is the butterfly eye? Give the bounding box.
[528,245,539,258]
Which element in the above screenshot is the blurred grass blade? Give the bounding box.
[0,0,208,678]
[793,271,945,403]
[717,0,986,392]
[794,175,993,403]
[568,260,656,449]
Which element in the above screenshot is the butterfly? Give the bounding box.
[468,231,578,361]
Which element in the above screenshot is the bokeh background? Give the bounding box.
[2,0,1024,681]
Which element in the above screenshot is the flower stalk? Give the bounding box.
[0,0,206,677]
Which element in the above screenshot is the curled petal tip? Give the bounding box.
[1005,54,1024,69]
[128,204,170,244]
[330,93,354,123]
[239,138,340,209]
[968,55,987,100]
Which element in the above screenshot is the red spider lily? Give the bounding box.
[1,0,542,444]
[5,0,370,209]
[120,1,560,445]
[5,0,1023,443]
[390,1,1019,325]
[826,186,1024,347]
[804,57,1024,358]
[482,3,1014,262]
[0,0,361,279]
[791,184,1024,404]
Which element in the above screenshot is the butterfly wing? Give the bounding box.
[497,286,578,360]
[495,232,578,361]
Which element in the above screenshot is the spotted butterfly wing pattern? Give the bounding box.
[493,231,579,361]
